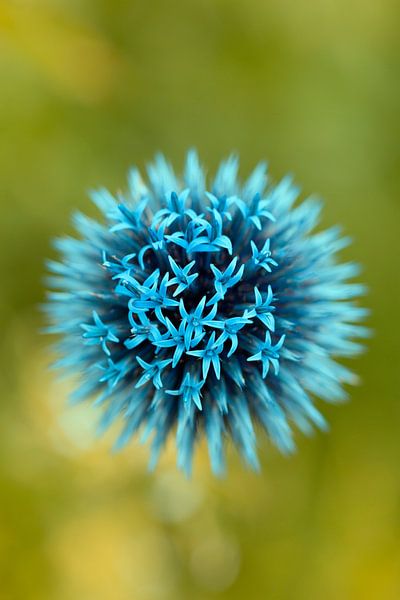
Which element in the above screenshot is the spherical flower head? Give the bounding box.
[46,151,368,475]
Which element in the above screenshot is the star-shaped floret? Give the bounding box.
[187,332,224,379]
[109,198,147,232]
[135,356,172,389]
[114,268,160,300]
[168,257,199,296]
[179,297,218,349]
[138,222,167,268]
[207,256,245,305]
[166,373,205,410]
[236,192,275,230]
[250,239,278,272]
[102,251,137,276]
[205,192,236,221]
[247,331,285,378]
[128,272,179,321]
[153,317,205,367]
[124,312,161,350]
[81,311,119,356]
[165,217,208,251]
[206,315,252,357]
[97,357,129,389]
[244,286,275,330]
[187,209,232,254]
[153,189,196,227]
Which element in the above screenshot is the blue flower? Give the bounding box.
[138,222,167,268]
[81,311,119,356]
[97,357,130,390]
[187,331,224,379]
[247,331,286,378]
[153,317,204,367]
[185,209,233,254]
[244,286,275,330]
[236,191,275,230]
[109,199,147,233]
[125,271,179,321]
[124,311,161,350]
[205,192,236,221]
[178,296,218,350]
[46,150,368,475]
[135,356,172,389]
[153,189,195,227]
[250,239,277,273]
[206,315,252,357]
[207,257,245,305]
[166,373,205,410]
[168,256,199,296]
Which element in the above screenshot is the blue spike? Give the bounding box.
[80,311,119,356]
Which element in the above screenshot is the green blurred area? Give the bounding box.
[0,1,399,598]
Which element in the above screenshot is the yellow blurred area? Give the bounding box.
[0,0,124,102]
[0,1,399,599]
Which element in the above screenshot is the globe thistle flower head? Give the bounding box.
[46,151,368,475]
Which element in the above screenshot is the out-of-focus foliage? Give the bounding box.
[0,1,398,599]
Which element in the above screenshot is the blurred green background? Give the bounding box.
[0,1,399,599]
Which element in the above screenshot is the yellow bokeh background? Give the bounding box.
[0,1,399,599]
